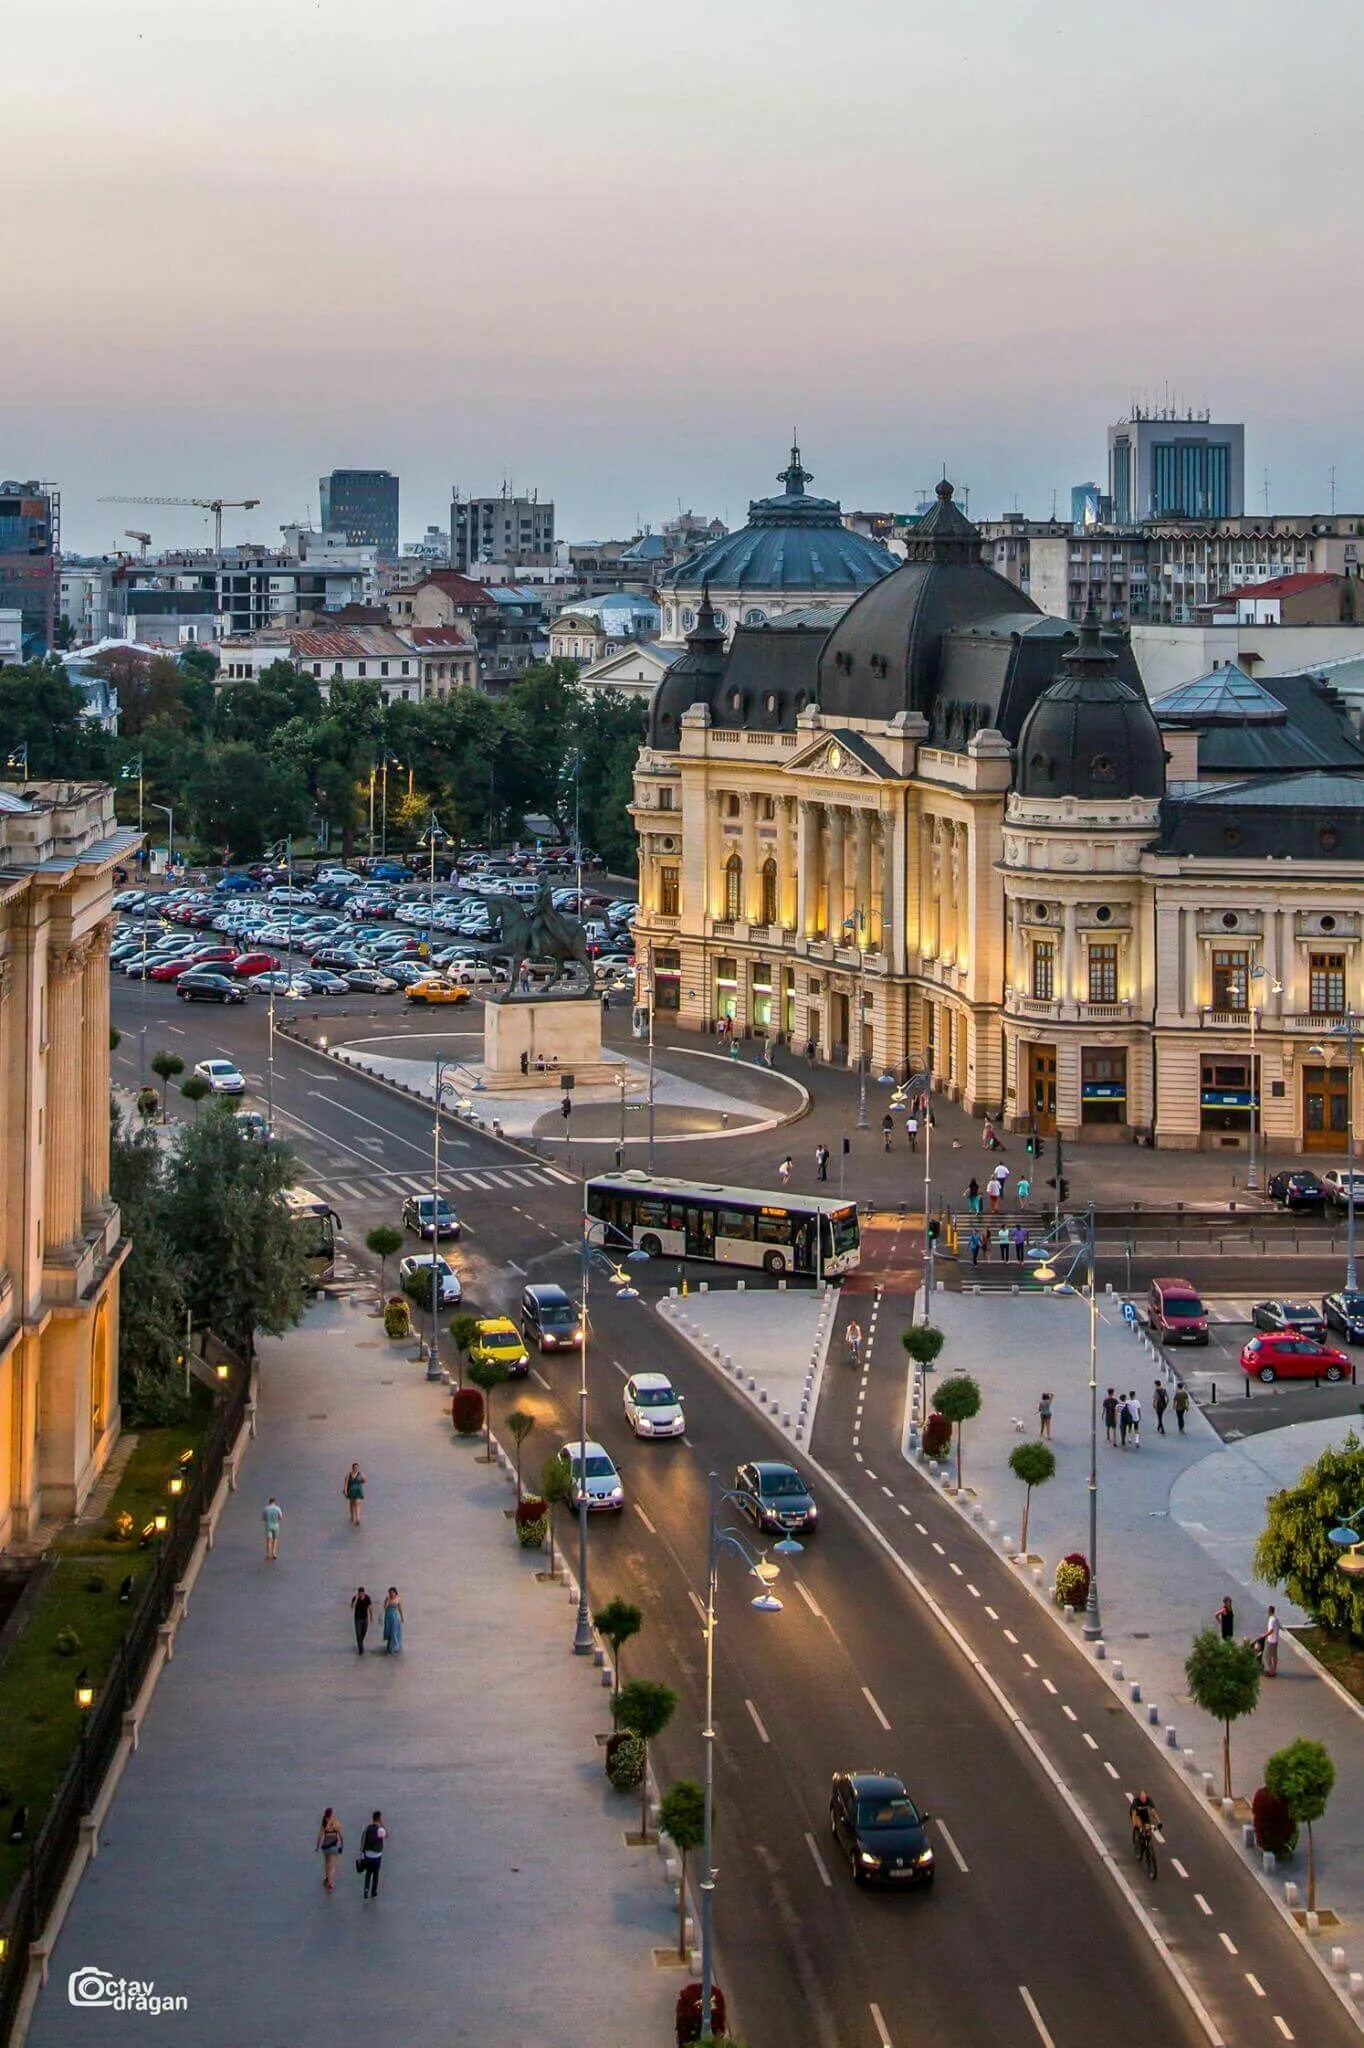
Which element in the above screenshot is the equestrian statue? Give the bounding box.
[484,882,594,994]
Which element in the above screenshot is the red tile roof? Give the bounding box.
[1211,572,1339,602]
[404,570,494,606]
[403,626,476,651]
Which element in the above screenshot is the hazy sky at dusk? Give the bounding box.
[6,0,1361,553]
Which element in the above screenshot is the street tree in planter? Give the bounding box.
[1264,1738,1335,1912]
[932,1373,981,1490]
[901,1323,945,1370]
[506,1409,536,1501]
[150,1049,184,1118]
[365,1223,404,1302]
[466,1356,509,1463]
[1184,1628,1262,1800]
[179,1073,211,1119]
[594,1596,643,1695]
[659,1780,705,1961]
[1008,1440,1056,1556]
[611,1678,678,1840]
[540,1452,574,1578]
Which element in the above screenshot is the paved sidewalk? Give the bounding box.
[657,1282,836,1447]
[27,1298,676,2048]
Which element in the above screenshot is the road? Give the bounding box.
[111,975,1362,2048]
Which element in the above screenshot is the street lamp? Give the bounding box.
[1310,1011,1361,1291]
[1245,965,1282,1193]
[74,1668,95,1810]
[428,1058,458,1375]
[699,1469,797,2031]
[1029,1202,1102,1642]
[148,802,174,877]
[419,812,448,962]
[573,1209,649,1654]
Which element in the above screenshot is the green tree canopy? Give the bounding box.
[658,1779,706,1960]
[1185,1629,1262,1798]
[109,1122,187,1424]
[902,1323,946,1367]
[1008,1440,1056,1555]
[1254,1431,1364,1642]
[163,1104,305,1357]
[932,1372,982,1489]
[1264,1738,1335,1910]
[612,1678,678,1838]
[594,1596,643,1693]
[0,660,106,778]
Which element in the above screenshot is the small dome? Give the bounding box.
[659,442,896,595]
[1016,610,1166,801]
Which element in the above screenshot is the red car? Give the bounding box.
[1240,1334,1351,1384]
[149,957,196,980]
[231,950,279,977]
[184,947,237,967]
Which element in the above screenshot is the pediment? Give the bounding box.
[782,729,894,782]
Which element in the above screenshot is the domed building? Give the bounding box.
[634,483,1364,1153]
[656,444,897,648]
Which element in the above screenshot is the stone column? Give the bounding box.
[45,941,86,1252]
[0,956,10,1283]
[741,795,759,923]
[777,797,795,929]
[939,821,956,961]
[799,801,821,936]
[828,806,847,940]
[82,924,113,1220]
[855,809,873,947]
[707,792,725,920]
[1061,900,1078,1013]
[880,809,899,971]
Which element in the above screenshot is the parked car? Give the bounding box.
[520,1282,583,1350]
[1320,1168,1364,1212]
[345,967,398,994]
[401,1195,460,1240]
[249,971,312,996]
[398,1253,462,1307]
[734,1460,818,1534]
[177,970,247,1005]
[468,1317,529,1378]
[384,962,431,989]
[1323,1290,1364,1343]
[828,1773,934,1889]
[310,947,362,971]
[1251,1300,1327,1341]
[235,1109,271,1141]
[371,861,415,882]
[1267,1170,1328,1212]
[1240,1334,1350,1384]
[231,950,280,977]
[299,970,351,996]
[193,1058,246,1095]
[1146,1276,1209,1346]
[554,1440,624,1512]
[149,957,197,981]
[623,1372,685,1438]
[405,978,471,1006]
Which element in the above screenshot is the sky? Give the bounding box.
[6,0,1362,554]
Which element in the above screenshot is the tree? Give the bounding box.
[0,660,107,779]
[932,1373,981,1490]
[506,1409,536,1501]
[365,1223,404,1301]
[1264,1738,1335,1911]
[1185,1629,1262,1799]
[187,741,312,861]
[163,1108,305,1358]
[611,1678,678,1838]
[540,1452,574,1578]
[150,1049,184,1118]
[466,1355,509,1463]
[449,1312,480,1391]
[1254,1431,1364,1643]
[179,1073,211,1118]
[1008,1440,1056,1555]
[901,1323,946,1368]
[109,1118,187,1424]
[594,1596,643,1695]
[658,1781,706,1960]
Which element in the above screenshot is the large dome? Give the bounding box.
[1016,611,1166,802]
[659,444,897,595]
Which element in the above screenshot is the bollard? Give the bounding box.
[1347,1972,1363,2003]
[1112,1661,1124,1682]
[1221,1797,1235,1821]
[1202,1773,1215,1800]
[1284,1881,1300,1908]
[1147,1703,1159,1725]
[783,1412,792,1428]
[1330,1947,1346,1975]
[1093,1640,1106,1660]
[986,1520,998,1537]
[1165,1726,1178,1748]
[736,1280,745,1293]
[724,1355,734,1375]
[1305,1911,1320,1937]
[1183,1750,1196,1772]
[1241,1824,1256,1849]
[1129,1680,1141,1703]
[747,1375,757,1392]
[778,1278,786,1291]
[1262,1852,1277,1876]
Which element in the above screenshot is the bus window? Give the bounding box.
[718,1208,755,1240]
[831,1206,860,1256]
[756,1213,792,1245]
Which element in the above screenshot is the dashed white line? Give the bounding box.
[915,1522,928,1536]
[745,1697,771,1744]
[1194,1891,1212,1916]
[795,1580,823,1620]
[862,1685,891,1732]
[869,2002,892,2048]
[897,1503,911,1517]
[932,1540,945,1556]
[1103,1761,1119,1780]
[1218,1931,1237,1956]
[881,1485,894,1498]
[935,1818,969,1873]
[804,1831,832,1888]
[634,1504,657,1536]
[948,1561,963,1576]
[1018,1986,1056,2048]
[854,1451,864,1463]
[865,1468,878,1481]
[1274,2018,1294,2041]
[1022,1652,1038,1670]
[1082,1732,1098,1750]
[1041,1677,1057,1695]
[1003,1628,1018,1644]
[985,1605,999,1620]
[1171,1857,1188,1879]
[1061,1705,1077,1722]
[1244,1973,1265,1998]
[966,1583,980,1598]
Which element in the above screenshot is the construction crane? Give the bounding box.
[124,529,152,558]
[98,495,261,552]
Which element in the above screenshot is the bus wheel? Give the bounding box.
[763,1250,787,1276]
[640,1234,662,1258]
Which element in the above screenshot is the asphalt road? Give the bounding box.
[110,976,1362,2048]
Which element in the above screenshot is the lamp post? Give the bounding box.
[1310,1011,1361,1291]
[574,1208,649,1654]
[149,802,174,877]
[699,1469,796,2031]
[1245,964,1282,1193]
[428,1057,457,1372]
[420,812,447,963]
[1031,1205,1102,1641]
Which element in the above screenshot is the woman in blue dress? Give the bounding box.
[382,1586,404,1654]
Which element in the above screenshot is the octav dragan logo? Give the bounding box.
[68,1965,188,2015]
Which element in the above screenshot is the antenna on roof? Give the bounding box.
[1263,468,1271,516]
[1330,466,1337,515]
[1050,489,1057,520]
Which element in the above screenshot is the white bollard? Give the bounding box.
[1165,1726,1178,1748]
[1283,1881,1300,1908]
[1305,1911,1320,1937]
[1183,1750,1197,1773]
[1111,1661,1125,1682]
[1262,1852,1276,1876]
[1202,1773,1216,1800]
[1221,1797,1235,1821]
[1241,1823,1256,1849]
[1347,1971,1363,2002]
[1147,1704,1159,1725]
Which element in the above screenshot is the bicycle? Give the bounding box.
[1132,1817,1159,1881]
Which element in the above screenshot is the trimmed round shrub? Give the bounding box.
[84,1572,108,1595]
[676,1981,728,2045]
[922,1410,952,1460]
[383,1297,411,1339]
[605,1731,646,1791]
[1054,1553,1090,1610]
[515,1497,548,1549]
[53,1627,81,1658]
[451,1386,484,1436]
[1252,1784,1298,1858]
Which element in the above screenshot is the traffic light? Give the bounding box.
[1026,1134,1039,1157]
[561,1096,572,1119]
[1057,1178,1069,1203]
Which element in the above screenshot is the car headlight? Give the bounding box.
[916,1848,934,1865]
[637,1418,653,1433]
[859,1851,881,1868]
[805,1505,818,1520]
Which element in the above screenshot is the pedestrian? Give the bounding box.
[316,1807,343,1891]
[986,1178,1001,1216]
[382,1586,404,1654]
[1152,1381,1168,1435]
[1215,1594,1235,1641]
[778,1155,793,1186]
[1011,1223,1027,1264]
[982,1118,997,1150]
[993,1161,1012,1198]
[519,1050,529,1076]
[804,1036,816,1066]
[1017,1174,1031,1208]
[968,1229,982,1268]
[906,1112,919,1152]
[979,1226,992,1262]
[262,1496,282,1561]
[601,992,610,1017]
[1102,1387,1119,1445]
[1173,1384,1190,1434]
[1125,1390,1141,1447]
[344,1462,366,1528]
[358,1811,386,1898]
[728,1037,740,1060]
[1037,1391,1053,1439]
[351,1585,373,1655]
[1117,1396,1132,1448]
[997,1225,1010,1260]
[760,1038,774,1068]
[881,1113,894,1152]
[815,1143,828,1181]
[1261,1605,1280,1676]
[967,1176,981,1215]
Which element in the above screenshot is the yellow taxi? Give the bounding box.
[405,977,472,1006]
[469,1316,530,1378]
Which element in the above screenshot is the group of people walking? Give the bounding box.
[315,1809,389,1896]
[963,1163,1032,1214]
[967,1222,1030,1265]
[1099,1379,1189,1447]
[1215,1593,1281,1675]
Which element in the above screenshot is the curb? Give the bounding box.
[655,1282,838,1449]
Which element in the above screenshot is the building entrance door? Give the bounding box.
[1302,1065,1348,1154]
[1029,1044,1058,1135]
[831,992,850,1060]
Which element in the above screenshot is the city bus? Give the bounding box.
[585,1171,860,1280]
[284,1186,341,1285]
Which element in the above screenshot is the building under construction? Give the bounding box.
[0,479,58,655]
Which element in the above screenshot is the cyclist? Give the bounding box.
[845,1319,863,1369]
[1129,1788,1160,1852]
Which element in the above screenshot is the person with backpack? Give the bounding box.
[358,1812,387,1898]
[1152,1381,1169,1435]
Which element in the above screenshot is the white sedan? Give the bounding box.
[623,1372,685,1438]
[193,1058,246,1095]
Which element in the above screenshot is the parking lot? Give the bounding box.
[1125,1291,1364,1440]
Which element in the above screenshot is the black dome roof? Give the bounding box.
[1016,611,1166,802]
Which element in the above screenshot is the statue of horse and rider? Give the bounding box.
[483,883,594,994]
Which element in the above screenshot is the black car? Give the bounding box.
[1251,1300,1327,1341]
[1323,1290,1364,1343]
[734,1461,818,1535]
[829,1773,934,1888]
[521,1282,584,1350]
[177,970,246,1004]
[402,1195,461,1240]
[1267,1170,1327,1212]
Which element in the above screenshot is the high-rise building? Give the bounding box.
[0,479,58,655]
[319,469,400,562]
[450,487,554,573]
[1070,482,1111,528]
[1108,410,1245,523]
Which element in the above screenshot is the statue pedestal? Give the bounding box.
[483,994,617,1088]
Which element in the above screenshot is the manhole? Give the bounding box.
[307,1413,328,1421]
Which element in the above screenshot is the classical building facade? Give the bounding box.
[0,782,136,1549]
[633,484,1364,1155]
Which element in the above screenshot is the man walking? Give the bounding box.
[1260,1605,1280,1676]
[815,1144,829,1182]
[351,1586,373,1656]
[1173,1383,1190,1434]
[359,1811,387,1898]
[968,1228,982,1268]
[1125,1389,1142,1448]
[1117,1395,1132,1449]
[1152,1380,1169,1434]
[262,1497,283,1561]
[1011,1223,1027,1264]
[1102,1387,1119,1445]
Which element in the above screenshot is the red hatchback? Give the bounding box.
[1240,1334,1351,1384]
[148,957,195,980]
[184,947,237,967]
[231,950,279,977]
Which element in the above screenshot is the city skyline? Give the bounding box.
[7,0,1363,551]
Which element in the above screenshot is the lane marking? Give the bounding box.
[1171,1858,1188,1879]
[308,1090,433,1157]
[634,1504,657,1536]
[531,1369,552,1391]
[612,1360,629,1378]
[1274,2020,1294,2042]
[1103,1761,1119,1780]
[882,1485,893,1498]
[1019,1987,1056,2048]
[862,1685,891,1732]
[1061,1705,1077,1722]
[865,1468,878,1481]
[1003,1628,1018,1644]
[744,1697,771,1744]
[803,1831,832,1888]
[869,2003,892,2048]
[795,1580,823,1620]
[932,1540,945,1556]
[688,1590,706,1622]
[935,1818,969,1873]
[1194,1893,1212,1916]
[897,1503,911,1517]
[985,1605,999,1620]
[915,1522,927,1536]
[1218,1932,1237,1957]
[948,1561,963,1577]
[1244,1974,1264,1998]
[1041,1677,1057,1695]
[1082,1732,1098,1750]
[1023,1653,1038,1670]
[967,1583,980,1598]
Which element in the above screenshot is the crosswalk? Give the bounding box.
[314,1162,574,1204]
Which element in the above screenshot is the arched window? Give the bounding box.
[713,608,727,629]
[724,853,743,922]
[745,608,766,626]
[724,792,740,817]
[760,857,778,926]
[682,607,695,630]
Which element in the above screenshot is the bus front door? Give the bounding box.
[684,1206,715,1260]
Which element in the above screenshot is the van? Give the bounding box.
[520,1283,584,1351]
[1147,1276,1209,1345]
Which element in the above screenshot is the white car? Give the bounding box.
[555,1440,625,1512]
[442,959,507,987]
[623,1373,685,1438]
[1321,1168,1364,1210]
[398,1253,462,1306]
[193,1058,246,1095]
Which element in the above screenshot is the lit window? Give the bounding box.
[1032,940,1054,1001]
[724,854,743,921]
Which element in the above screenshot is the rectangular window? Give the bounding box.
[1087,943,1118,1003]
[1201,1055,1254,1131]
[1081,1048,1126,1125]
[1031,940,1054,1001]
[658,787,674,810]
[1211,948,1249,1011]
[1309,951,1346,1014]
[659,866,679,916]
